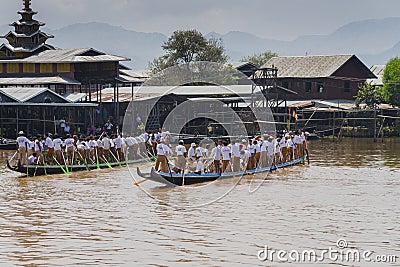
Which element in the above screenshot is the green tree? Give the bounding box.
[355,82,384,109]
[241,51,278,67]
[382,57,400,107]
[148,30,228,74]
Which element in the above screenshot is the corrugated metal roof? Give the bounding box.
[368,65,385,86]
[0,76,81,85]
[62,93,87,103]
[120,69,150,79]
[117,75,146,83]
[260,55,356,78]
[0,48,130,63]
[0,87,70,103]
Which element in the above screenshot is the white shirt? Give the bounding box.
[175,145,187,156]
[97,139,104,148]
[293,135,302,145]
[114,136,123,149]
[267,141,275,156]
[221,146,231,161]
[88,140,97,150]
[211,146,222,161]
[64,138,74,148]
[195,160,205,174]
[125,137,135,147]
[254,142,261,153]
[195,147,203,157]
[300,133,306,142]
[102,137,111,150]
[28,140,34,150]
[17,136,29,148]
[188,147,195,158]
[45,137,54,149]
[286,139,294,148]
[34,140,43,152]
[248,144,255,154]
[156,143,167,156]
[28,155,36,165]
[231,143,241,157]
[279,138,287,148]
[260,141,267,152]
[53,138,63,151]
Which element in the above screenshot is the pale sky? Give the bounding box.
[1,0,400,40]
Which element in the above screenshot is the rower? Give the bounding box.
[155,139,169,173]
[188,143,196,160]
[240,149,252,171]
[231,140,241,172]
[53,134,64,164]
[27,152,38,166]
[16,131,29,165]
[34,135,44,165]
[211,140,222,173]
[221,140,231,172]
[44,133,54,164]
[175,140,187,171]
[64,134,75,165]
[194,156,205,175]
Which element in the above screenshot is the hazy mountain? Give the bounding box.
[46,22,167,69]
[1,17,400,69]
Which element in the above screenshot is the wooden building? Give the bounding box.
[0,87,97,138]
[0,0,130,100]
[261,55,376,100]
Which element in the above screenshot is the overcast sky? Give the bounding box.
[2,0,400,40]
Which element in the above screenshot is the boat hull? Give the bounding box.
[137,157,306,186]
[7,158,150,176]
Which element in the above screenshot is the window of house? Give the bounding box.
[318,83,324,93]
[7,63,19,73]
[0,64,3,73]
[57,63,71,73]
[344,81,350,92]
[23,63,35,73]
[305,82,312,93]
[40,63,53,73]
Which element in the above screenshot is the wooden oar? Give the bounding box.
[61,152,70,174]
[53,156,68,174]
[134,178,148,186]
[95,148,101,170]
[102,156,113,169]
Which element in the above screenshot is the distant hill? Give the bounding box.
[46,22,167,69]
[1,17,400,68]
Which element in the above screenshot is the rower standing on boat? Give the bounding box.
[175,140,187,171]
[64,134,75,165]
[221,141,231,172]
[211,140,222,173]
[53,134,64,164]
[16,131,29,166]
[155,139,169,173]
[231,140,241,172]
[34,135,44,165]
[44,133,54,164]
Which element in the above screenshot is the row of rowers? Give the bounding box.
[15,131,151,166]
[154,130,309,174]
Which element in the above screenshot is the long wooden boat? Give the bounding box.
[7,158,150,176]
[137,157,307,186]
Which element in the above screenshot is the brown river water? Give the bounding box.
[0,138,399,266]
